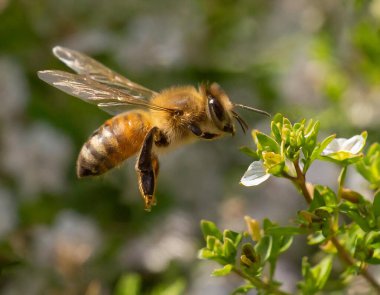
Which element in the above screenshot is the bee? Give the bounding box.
[38,46,269,211]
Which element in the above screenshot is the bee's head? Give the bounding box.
[202,82,236,135]
[201,82,270,135]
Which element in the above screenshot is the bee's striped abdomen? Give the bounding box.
[77,111,151,177]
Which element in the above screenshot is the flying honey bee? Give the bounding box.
[38,46,269,211]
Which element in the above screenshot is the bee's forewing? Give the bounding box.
[38,70,122,103]
[37,70,176,114]
[52,46,157,99]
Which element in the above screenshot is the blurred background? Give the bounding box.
[0,0,380,294]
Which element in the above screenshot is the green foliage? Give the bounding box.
[199,218,292,295]
[114,273,186,295]
[356,143,380,190]
[199,220,242,265]
[114,273,141,295]
[200,114,380,294]
[298,255,333,295]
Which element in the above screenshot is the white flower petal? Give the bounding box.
[340,135,365,154]
[240,161,270,186]
[321,134,365,155]
[321,139,343,155]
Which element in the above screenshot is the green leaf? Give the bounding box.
[341,264,361,280]
[255,236,272,264]
[254,131,280,153]
[304,134,336,173]
[321,220,332,238]
[114,273,141,295]
[314,185,337,207]
[283,117,292,128]
[223,230,243,248]
[151,278,186,295]
[309,193,325,213]
[303,120,320,159]
[339,202,371,232]
[298,255,333,294]
[223,238,237,261]
[239,146,259,159]
[271,119,282,143]
[356,143,380,189]
[312,255,333,289]
[278,235,293,253]
[307,232,326,245]
[367,256,380,264]
[211,264,233,277]
[304,119,318,136]
[309,186,337,216]
[262,218,275,231]
[367,239,380,264]
[373,191,380,219]
[198,248,229,265]
[298,257,316,294]
[364,229,380,245]
[206,236,224,256]
[232,284,254,294]
[200,220,222,241]
[198,248,216,259]
[314,206,334,219]
[301,256,311,278]
[271,113,284,127]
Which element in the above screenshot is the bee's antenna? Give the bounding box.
[232,111,248,133]
[233,104,271,117]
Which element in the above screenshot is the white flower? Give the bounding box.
[119,211,196,272]
[33,210,101,273]
[240,161,271,186]
[1,122,73,198]
[321,133,366,156]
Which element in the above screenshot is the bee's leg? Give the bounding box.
[151,155,159,206]
[189,124,218,139]
[135,127,160,211]
[154,130,170,147]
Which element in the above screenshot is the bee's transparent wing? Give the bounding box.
[52,46,157,100]
[37,70,177,115]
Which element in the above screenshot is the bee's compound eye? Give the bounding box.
[208,95,225,122]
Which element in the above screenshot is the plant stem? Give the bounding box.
[293,160,312,203]
[337,166,348,201]
[233,268,291,295]
[292,160,380,294]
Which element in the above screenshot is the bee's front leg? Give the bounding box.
[189,123,218,139]
[135,127,160,211]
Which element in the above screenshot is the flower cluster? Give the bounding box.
[200,114,380,294]
[241,113,367,186]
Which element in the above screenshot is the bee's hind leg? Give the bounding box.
[135,127,160,211]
